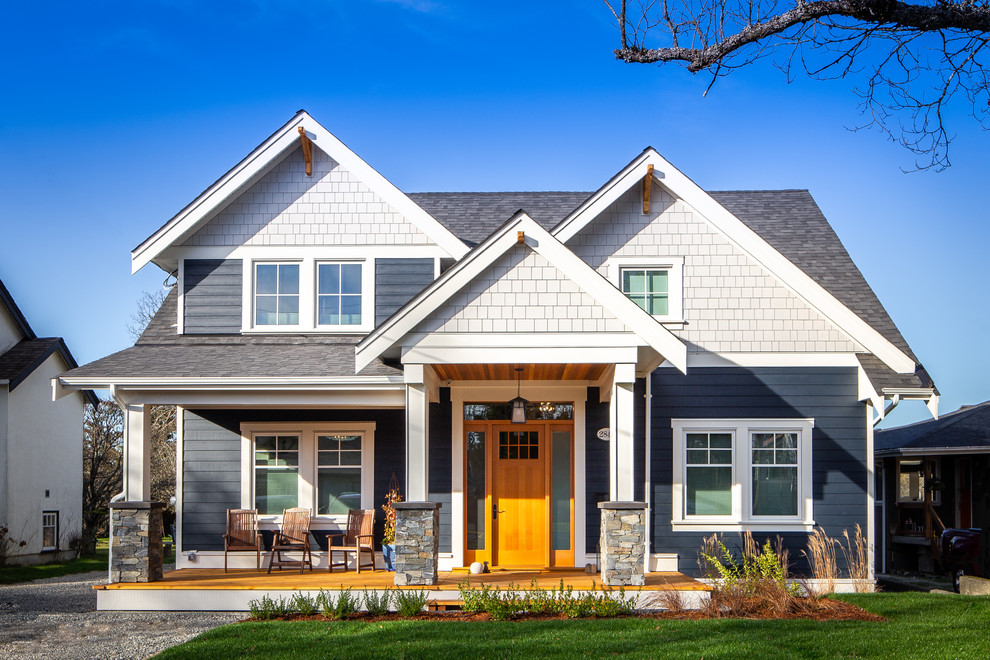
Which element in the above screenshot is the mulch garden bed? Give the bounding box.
[246,598,883,623]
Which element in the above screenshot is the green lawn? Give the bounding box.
[0,538,175,584]
[154,592,990,659]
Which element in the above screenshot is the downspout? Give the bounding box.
[644,374,652,571]
[107,491,125,583]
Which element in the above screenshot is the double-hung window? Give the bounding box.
[254,435,300,514]
[255,263,299,326]
[672,419,814,531]
[317,263,362,326]
[317,435,363,514]
[42,511,58,551]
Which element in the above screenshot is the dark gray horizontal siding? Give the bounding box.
[182,408,407,553]
[585,387,610,556]
[430,388,453,553]
[183,259,242,334]
[181,411,242,551]
[650,366,867,577]
[375,258,434,326]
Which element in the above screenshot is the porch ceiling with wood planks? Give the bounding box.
[431,363,608,382]
[96,568,709,591]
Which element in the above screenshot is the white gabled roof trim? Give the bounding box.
[131,111,468,273]
[58,375,405,390]
[553,149,917,375]
[356,213,687,373]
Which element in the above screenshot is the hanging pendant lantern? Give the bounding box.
[510,367,528,424]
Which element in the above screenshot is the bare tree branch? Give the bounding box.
[609,0,990,170]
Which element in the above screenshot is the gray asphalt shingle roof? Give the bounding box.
[875,402,990,455]
[66,189,930,390]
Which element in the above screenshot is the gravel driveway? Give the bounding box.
[0,569,242,659]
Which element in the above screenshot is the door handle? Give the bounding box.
[492,503,505,519]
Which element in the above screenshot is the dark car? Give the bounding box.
[940,528,982,591]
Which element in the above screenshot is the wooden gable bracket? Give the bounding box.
[298,126,313,176]
[517,230,525,244]
[642,164,654,214]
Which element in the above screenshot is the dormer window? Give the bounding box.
[318,263,362,326]
[255,263,300,326]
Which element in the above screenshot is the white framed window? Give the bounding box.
[241,422,375,524]
[672,418,814,532]
[605,256,684,322]
[255,262,300,326]
[42,511,58,551]
[317,262,362,327]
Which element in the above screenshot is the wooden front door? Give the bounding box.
[493,425,546,566]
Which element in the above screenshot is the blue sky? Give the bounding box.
[0,1,986,426]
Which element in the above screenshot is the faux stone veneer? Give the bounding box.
[599,501,647,586]
[109,501,165,583]
[393,502,441,586]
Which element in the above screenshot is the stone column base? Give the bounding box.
[393,502,441,586]
[109,501,165,583]
[598,501,647,586]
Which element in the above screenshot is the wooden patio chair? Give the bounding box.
[223,508,262,573]
[267,507,313,573]
[328,509,376,573]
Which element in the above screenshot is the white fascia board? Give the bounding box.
[553,149,916,375]
[887,446,990,457]
[406,332,646,349]
[57,375,404,390]
[356,213,687,373]
[403,345,640,366]
[553,149,653,242]
[131,112,468,273]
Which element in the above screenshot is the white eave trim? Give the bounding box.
[552,148,917,376]
[131,111,468,273]
[57,375,405,391]
[877,446,990,457]
[356,213,687,374]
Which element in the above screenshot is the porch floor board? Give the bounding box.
[95,568,709,592]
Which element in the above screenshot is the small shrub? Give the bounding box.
[647,589,685,613]
[699,532,800,617]
[293,593,318,615]
[247,595,295,620]
[320,588,359,619]
[363,587,392,615]
[395,589,428,617]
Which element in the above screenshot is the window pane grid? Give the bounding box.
[685,432,733,516]
[256,263,299,326]
[751,432,798,517]
[255,435,300,514]
[621,268,669,316]
[498,430,539,460]
[318,263,362,325]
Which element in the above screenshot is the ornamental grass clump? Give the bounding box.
[802,527,838,597]
[840,524,873,593]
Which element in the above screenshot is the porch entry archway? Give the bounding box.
[464,402,574,568]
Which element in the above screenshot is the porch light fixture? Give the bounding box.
[510,367,528,424]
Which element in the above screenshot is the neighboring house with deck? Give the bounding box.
[875,401,990,574]
[0,277,96,564]
[58,111,936,585]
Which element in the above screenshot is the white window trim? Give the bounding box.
[314,259,374,332]
[605,255,684,323]
[671,418,815,532]
[240,422,376,528]
[242,258,374,334]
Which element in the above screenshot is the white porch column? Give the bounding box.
[122,403,152,502]
[611,363,636,501]
[404,364,430,501]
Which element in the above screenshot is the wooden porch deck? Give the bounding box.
[96,567,709,592]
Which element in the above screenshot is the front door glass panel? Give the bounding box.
[466,431,486,551]
[551,430,571,551]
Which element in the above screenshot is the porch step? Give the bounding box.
[427,599,463,612]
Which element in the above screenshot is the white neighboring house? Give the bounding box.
[0,277,96,564]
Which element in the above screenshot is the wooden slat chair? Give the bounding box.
[223,508,263,572]
[328,509,376,573]
[267,507,313,573]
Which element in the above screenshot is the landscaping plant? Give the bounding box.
[363,587,393,615]
[394,589,429,616]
